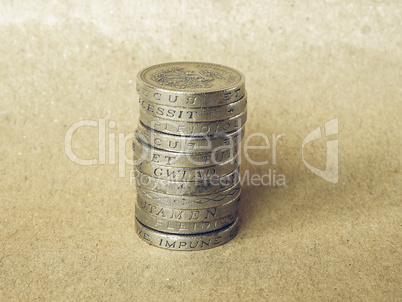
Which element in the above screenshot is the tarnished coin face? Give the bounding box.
[136,62,245,107]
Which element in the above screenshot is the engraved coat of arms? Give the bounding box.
[152,68,222,89]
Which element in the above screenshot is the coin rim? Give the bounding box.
[135,207,239,235]
[135,217,239,251]
[139,109,247,137]
[138,93,247,122]
[136,195,241,222]
[135,181,241,208]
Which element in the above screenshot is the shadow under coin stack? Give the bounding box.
[133,62,247,251]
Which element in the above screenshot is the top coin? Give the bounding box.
[136,62,245,108]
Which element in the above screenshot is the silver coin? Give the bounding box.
[137,194,240,222]
[133,136,238,167]
[140,109,247,136]
[136,181,241,209]
[136,122,244,153]
[134,169,239,196]
[134,154,238,181]
[136,62,245,108]
[135,205,238,234]
[135,218,239,251]
[138,93,246,122]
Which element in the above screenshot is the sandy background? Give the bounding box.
[0,1,401,300]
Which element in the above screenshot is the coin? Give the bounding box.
[138,93,246,122]
[137,194,240,222]
[135,218,239,251]
[133,136,238,167]
[136,181,241,209]
[136,62,245,108]
[134,169,239,196]
[140,108,247,136]
[136,122,244,153]
[135,205,238,234]
[134,154,238,181]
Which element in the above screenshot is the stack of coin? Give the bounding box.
[133,62,247,251]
